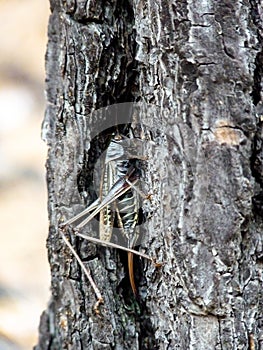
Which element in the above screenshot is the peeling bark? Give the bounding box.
[36,1,263,349]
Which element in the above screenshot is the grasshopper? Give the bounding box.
[60,128,158,313]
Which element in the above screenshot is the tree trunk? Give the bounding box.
[36,1,263,349]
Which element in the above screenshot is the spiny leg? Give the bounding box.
[61,198,100,227]
[126,178,152,201]
[75,231,157,262]
[76,229,164,296]
[60,228,104,314]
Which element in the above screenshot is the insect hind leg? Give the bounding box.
[59,228,104,314]
[60,198,100,227]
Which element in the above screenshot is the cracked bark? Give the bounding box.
[35,1,263,349]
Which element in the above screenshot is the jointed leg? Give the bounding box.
[126,179,152,201]
[61,198,100,227]
[75,231,158,264]
[60,229,104,314]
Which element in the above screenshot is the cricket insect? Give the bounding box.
[60,127,161,314]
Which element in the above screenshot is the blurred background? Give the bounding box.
[0,0,50,349]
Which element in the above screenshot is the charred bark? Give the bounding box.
[36,1,263,349]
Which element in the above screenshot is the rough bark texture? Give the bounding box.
[36,1,263,349]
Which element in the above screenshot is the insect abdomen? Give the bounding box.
[118,192,138,233]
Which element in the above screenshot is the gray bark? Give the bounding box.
[36,0,263,349]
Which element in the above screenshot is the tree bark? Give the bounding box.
[36,1,263,349]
